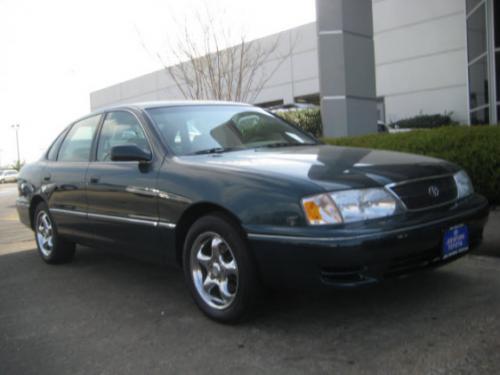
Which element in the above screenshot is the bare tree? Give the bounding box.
[151,6,294,103]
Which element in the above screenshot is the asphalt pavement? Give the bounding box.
[1,183,499,375]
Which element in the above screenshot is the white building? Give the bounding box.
[90,0,500,136]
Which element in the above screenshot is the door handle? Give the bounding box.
[90,176,100,184]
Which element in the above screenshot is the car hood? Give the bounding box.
[178,145,458,191]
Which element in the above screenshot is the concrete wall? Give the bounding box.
[90,23,319,111]
[372,0,469,123]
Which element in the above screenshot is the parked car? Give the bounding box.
[377,121,388,133]
[268,102,319,113]
[16,102,489,323]
[0,169,19,183]
[377,121,413,133]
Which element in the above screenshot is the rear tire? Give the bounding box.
[183,213,259,323]
[34,202,75,264]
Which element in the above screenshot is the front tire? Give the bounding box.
[34,202,75,264]
[183,213,259,323]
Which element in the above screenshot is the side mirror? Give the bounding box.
[110,145,152,162]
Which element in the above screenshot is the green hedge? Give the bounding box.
[324,126,500,205]
[390,112,456,129]
[276,108,323,137]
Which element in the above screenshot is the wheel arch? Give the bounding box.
[174,202,245,266]
[29,195,47,230]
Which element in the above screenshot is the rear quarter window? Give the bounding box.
[47,128,69,161]
[57,115,100,162]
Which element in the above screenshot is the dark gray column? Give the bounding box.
[316,0,377,137]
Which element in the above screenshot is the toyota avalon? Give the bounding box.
[16,102,490,322]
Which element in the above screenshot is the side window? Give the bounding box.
[58,115,100,162]
[96,111,150,162]
[47,128,68,161]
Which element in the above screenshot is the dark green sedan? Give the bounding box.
[16,102,489,323]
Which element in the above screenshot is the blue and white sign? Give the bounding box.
[442,224,469,259]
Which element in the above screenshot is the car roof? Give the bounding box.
[92,100,252,114]
[65,101,256,130]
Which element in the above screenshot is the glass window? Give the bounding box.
[47,128,68,161]
[97,111,150,162]
[58,116,100,162]
[376,97,385,123]
[146,105,317,156]
[495,0,500,48]
[255,99,284,109]
[468,57,489,110]
[496,51,500,99]
[295,94,320,106]
[470,107,490,125]
[467,0,483,14]
[467,4,487,61]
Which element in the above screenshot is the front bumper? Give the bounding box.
[246,194,490,288]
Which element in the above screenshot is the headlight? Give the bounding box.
[454,170,474,199]
[301,188,399,225]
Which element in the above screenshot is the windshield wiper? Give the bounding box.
[192,147,240,155]
[192,142,316,155]
[254,142,316,149]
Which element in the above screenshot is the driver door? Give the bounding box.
[85,110,161,255]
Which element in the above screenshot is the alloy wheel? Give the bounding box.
[190,231,239,310]
[36,211,54,257]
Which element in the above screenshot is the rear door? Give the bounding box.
[85,110,161,255]
[47,114,101,241]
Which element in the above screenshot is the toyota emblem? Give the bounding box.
[428,185,440,198]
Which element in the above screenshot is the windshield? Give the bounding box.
[146,105,317,156]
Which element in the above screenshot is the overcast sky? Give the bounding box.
[0,0,315,166]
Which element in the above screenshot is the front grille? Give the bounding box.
[389,175,457,210]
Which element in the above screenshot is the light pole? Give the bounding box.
[11,124,20,168]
